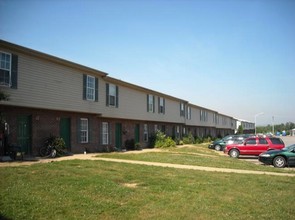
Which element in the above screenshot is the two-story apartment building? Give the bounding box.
[0,40,237,155]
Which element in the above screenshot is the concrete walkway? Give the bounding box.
[1,150,295,177]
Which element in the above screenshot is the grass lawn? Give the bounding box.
[1,157,295,220]
[98,144,295,173]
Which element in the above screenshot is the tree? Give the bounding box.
[237,125,244,134]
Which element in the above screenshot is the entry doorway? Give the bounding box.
[60,118,71,151]
[17,115,32,154]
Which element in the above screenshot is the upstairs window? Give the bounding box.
[87,75,95,101]
[0,52,17,88]
[158,97,165,114]
[147,94,155,112]
[180,102,185,117]
[83,74,98,102]
[106,83,119,107]
[187,106,191,120]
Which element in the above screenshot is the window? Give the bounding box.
[200,110,208,122]
[143,124,148,142]
[83,74,98,101]
[269,138,283,145]
[180,102,185,117]
[80,118,88,143]
[87,76,95,101]
[106,83,118,107]
[187,106,191,120]
[246,138,256,145]
[158,97,165,114]
[154,124,158,132]
[147,94,154,112]
[259,138,268,144]
[0,52,11,86]
[102,122,109,145]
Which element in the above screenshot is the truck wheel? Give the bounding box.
[229,149,239,158]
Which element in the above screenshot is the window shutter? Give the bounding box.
[100,122,103,145]
[109,122,112,145]
[11,54,18,89]
[147,94,149,112]
[77,118,81,143]
[83,74,87,100]
[88,118,92,143]
[158,97,160,113]
[95,77,98,102]
[106,83,109,106]
[163,98,165,114]
[115,85,119,108]
[153,95,155,113]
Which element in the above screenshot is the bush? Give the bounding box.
[182,133,195,144]
[44,135,66,156]
[125,139,135,150]
[154,131,176,148]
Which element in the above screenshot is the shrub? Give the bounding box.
[182,133,195,144]
[125,139,135,150]
[154,131,176,148]
[44,135,66,156]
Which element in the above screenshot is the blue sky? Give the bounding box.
[1,0,294,125]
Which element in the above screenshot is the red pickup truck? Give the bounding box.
[224,137,285,158]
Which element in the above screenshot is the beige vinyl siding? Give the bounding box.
[1,51,105,114]
[101,84,185,123]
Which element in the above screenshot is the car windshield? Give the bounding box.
[282,144,295,151]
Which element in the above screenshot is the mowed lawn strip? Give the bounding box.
[1,160,295,220]
[97,144,295,174]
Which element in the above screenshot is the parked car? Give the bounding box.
[208,135,235,151]
[224,137,285,158]
[258,144,295,168]
[208,134,249,151]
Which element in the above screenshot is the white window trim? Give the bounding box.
[143,124,148,142]
[0,51,12,87]
[102,122,109,145]
[108,84,116,107]
[80,118,88,143]
[86,75,95,101]
[148,94,154,112]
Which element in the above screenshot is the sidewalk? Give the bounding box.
[1,149,295,177]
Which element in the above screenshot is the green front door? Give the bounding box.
[60,118,71,151]
[134,124,140,143]
[17,115,32,154]
[115,123,122,150]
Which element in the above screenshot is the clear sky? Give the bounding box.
[1,0,294,125]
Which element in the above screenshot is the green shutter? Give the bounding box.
[88,118,91,143]
[115,85,119,107]
[77,118,81,143]
[83,74,87,100]
[153,95,155,113]
[147,94,149,112]
[158,97,160,113]
[95,77,98,102]
[106,83,109,106]
[11,54,18,89]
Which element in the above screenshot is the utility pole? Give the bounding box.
[272,116,274,135]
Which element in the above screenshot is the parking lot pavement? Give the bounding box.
[280,136,295,146]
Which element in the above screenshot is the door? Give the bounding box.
[134,124,140,143]
[60,118,71,151]
[115,123,122,150]
[17,115,32,154]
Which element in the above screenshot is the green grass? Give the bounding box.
[97,144,295,173]
[1,159,295,220]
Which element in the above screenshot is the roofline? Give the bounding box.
[0,39,108,77]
